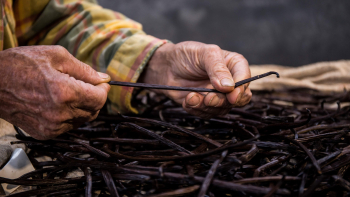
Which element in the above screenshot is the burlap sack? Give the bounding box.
[250,60,350,92]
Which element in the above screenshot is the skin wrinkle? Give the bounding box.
[172,54,199,80]
[173,44,206,80]
[0,39,250,139]
[0,91,23,118]
[142,41,251,119]
[0,46,109,140]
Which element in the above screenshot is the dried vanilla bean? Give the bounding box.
[6,89,350,197]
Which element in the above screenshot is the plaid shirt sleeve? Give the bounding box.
[13,0,168,114]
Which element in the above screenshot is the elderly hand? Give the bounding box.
[0,46,110,140]
[141,41,252,118]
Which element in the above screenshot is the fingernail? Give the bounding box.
[187,94,200,107]
[208,96,220,107]
[235,92,242,104]
[220,78,235,87]
[98,72,110,79]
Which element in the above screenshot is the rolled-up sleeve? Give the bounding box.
[14,0,168,114]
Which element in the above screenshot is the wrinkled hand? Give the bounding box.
[141,41,252,118]
[0,46,110,140]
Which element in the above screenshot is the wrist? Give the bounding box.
[139,43,175,94]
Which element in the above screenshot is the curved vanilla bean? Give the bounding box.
[198,150,228,197]
[120,115,223,147]
[253,156,289,177]
[258,109,311,133]
[317,150,342,165]
[120,167,290,195]
[234,176,300,184]
[54,139,110,158]
[103,136,256,162]
[0,177,68,186]
[84,167,92,197]
[43,188,84,196]
[297,130,347,143]
[300,175,327,197]
[239,144,259,164]
[7,184,77,197]
[263,175,285,197]
[122,122,192,154]
[236,71,280,86]
[297,124,350,134]
[148,185,200,197]
[332,175,350,191]
[201,144,257,176]
[273,136,322,174]
[307,105,349,125]
[102,170,119,197]
[108,71,279,92]
[91,137,161,145]
[298,164,311,196]
[18,167,57,179]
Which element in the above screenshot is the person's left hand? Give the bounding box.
[140,41,252,119]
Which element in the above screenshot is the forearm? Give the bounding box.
[14,0,168,114]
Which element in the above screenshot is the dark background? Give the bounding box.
[98,0,350,67]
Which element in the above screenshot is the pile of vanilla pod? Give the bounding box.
[2,89,350,197]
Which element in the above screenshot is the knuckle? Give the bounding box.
[234,53,245,60]
[53,90,72,104]
[213,62,228,70]
[51,83,76,104]
[213,65,230,76]
[54,45,68,55]
[232,52,247,62]
[206,44,221,52]
[229,52,249,66]
[79,61,92,74]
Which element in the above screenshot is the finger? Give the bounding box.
[226,87,242,105]
[184,92,203,108]
[224,51,251,104]
[203,92,233,108]
[71,79,110,111]
[236,87,252,107]
[200,45,235,93]
[183,92,232,117]
[53,46,110,85]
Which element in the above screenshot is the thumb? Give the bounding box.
[55,48,110,85]
[200,45,235,93]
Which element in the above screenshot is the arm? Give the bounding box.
[4,0,251,141]
[14,0,167,114]
[14,0,252,118]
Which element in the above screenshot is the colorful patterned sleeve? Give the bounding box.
[13,0,168,114]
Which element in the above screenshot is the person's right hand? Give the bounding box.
[0,46,110,140]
